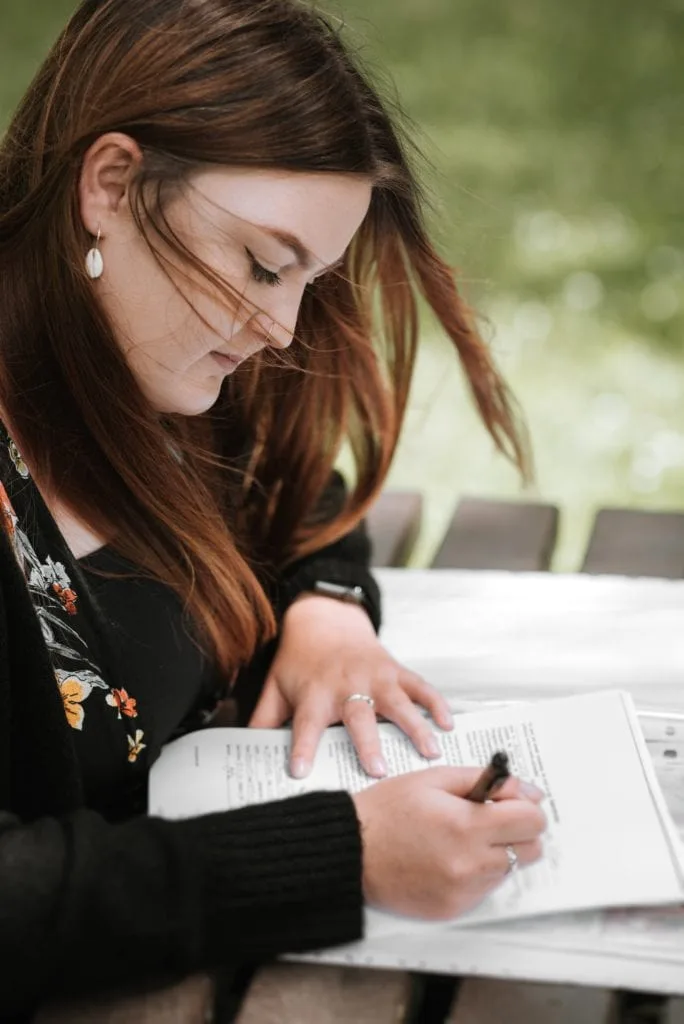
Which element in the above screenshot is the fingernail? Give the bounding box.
[520,780,545,801]
[290,757,310,779]
[425,734,441,758]
[370,756,387,777]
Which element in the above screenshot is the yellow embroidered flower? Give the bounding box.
[127,729,146,763]
[56,672,94,731]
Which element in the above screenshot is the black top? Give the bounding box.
[79,546,220,817]
[0,424,382,1019]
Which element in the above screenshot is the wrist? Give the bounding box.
[286,592,375,632]
[280,562,382,633]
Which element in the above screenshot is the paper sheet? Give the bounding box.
[292,724,684,991]
[149,689,684,930]
[288,570,684,988]
[295,913,684,996]
[367,691,684,933]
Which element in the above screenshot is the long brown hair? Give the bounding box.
[0,0,528,678]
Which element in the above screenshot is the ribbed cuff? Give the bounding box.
[177,791,364,960]
[279,558,382,633]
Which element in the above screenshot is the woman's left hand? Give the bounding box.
[248,593,454,779]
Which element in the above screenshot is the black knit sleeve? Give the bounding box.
[276,472,382,632]
[0,794,363,1015]
[0,528,364,1018]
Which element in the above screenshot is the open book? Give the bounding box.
[149,689,684,929]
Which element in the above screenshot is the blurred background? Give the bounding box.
[1,0,683,569]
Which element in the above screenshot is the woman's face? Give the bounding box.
[83,152,372,415]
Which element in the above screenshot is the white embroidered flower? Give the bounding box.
[29,556,72,592]
[7,440,29,479]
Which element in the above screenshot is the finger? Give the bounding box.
[377,691,442,760]
[495,838,544,870]
[420,765,499,796]
[491,776,546,803]
[289,702,332,779]
[416,766,547,807]
[487,800,547,845]
[401,671,454,731]
[342,698,387,778]
[249,680,291,729]
[484,838,544,878]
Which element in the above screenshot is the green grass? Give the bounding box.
[3,0,684,569]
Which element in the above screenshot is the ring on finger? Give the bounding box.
[343,693,376,710]
[505,844,518,874]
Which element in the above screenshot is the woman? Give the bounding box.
[0,0,546,1016]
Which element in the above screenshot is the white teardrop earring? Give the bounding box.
[85,225,104,280]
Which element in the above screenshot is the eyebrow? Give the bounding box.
[257,225,345,273]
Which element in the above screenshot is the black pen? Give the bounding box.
[465,751,510,803]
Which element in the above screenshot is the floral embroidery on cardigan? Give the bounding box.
[55,668,107,731]
[106,688,139,719]
[127,730,146,763]
[0,481,23,567]
[8,439,29,479]
[0,435,145,758]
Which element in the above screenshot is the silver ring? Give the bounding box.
[505,845,518,874]
[343,693,376,710]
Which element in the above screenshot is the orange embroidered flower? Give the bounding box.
[51,581,78,615]
[0,483,17,541]
[0,483,28,570]
[106,688,138,718]
[127,730,146,763]
[56,673,94,730]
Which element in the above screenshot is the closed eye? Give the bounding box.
[245,248,282,287]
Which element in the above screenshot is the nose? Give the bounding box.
[253,291,303,350]
[263,318,293,350]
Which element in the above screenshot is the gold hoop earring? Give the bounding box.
[85,224,103,280]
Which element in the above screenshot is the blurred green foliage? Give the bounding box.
[337,0,684,345]
[1,0,683,568]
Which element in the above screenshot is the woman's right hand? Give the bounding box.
[352,766,546,921]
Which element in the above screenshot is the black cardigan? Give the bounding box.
[0,457,381,1018]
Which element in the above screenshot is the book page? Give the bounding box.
[149,689,684,928]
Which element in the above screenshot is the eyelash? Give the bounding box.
[246,249,282,288]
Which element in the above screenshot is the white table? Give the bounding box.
[376,569,684,710]
[303,569,684,997]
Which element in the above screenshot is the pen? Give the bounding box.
[465,751,510,802]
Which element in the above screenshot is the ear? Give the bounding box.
[78,132,143,240]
